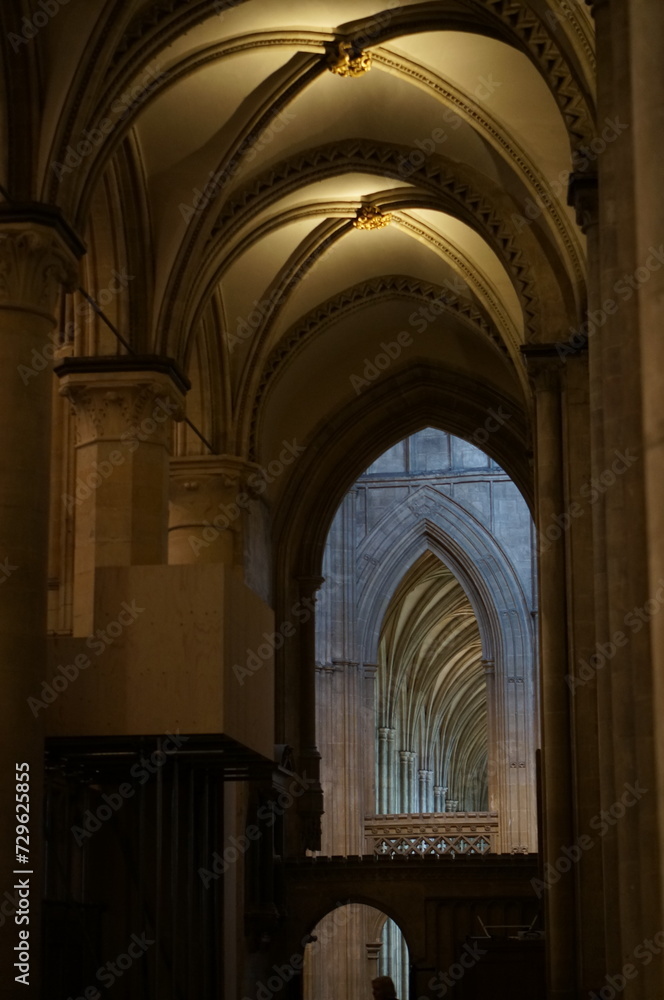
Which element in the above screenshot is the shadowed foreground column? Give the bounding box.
[0,212,82,999]
[522,346,575,1000]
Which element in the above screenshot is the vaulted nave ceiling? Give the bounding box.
[3,0,595,482]
[377,549,487,809]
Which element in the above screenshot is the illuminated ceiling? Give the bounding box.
[17,0,596,468]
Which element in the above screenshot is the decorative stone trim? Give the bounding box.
[55,358,188,446]
[365,812,499,857]
[249,273,498,460]
[0,226,80,316]
[210,140,541,334]
[109,1,595,151]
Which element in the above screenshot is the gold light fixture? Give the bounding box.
[353,205,392,230]
[327,41,372,78]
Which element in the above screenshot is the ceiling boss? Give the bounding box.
[353,205,393,230]
[326,40,373,78]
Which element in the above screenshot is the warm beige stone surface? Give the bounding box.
[58,368,187,634]
[45,564,274,758]
[4,1,664,997]
[0,220,80,998]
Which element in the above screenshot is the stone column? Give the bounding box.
[377,727,394,814]
[629,0,664,974]
[296,576,324,852]
[399,750,415,813]
[588,2,663,996]
[56,356,188,635]
[482,658,497,807]
[565,176,608,995]
[0,211,82,999]
[433,785,447,814]
[168,455,259,565]
[522,346,576,1000]
[418,769,433,814]
[363,664,378,819]
[366,942,381,982]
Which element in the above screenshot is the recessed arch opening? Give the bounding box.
[303,903,410,1000]
[313,427,538,864]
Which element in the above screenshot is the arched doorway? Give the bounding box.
[303,903,409,1000]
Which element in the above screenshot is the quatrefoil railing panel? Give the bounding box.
[365,812,498,857]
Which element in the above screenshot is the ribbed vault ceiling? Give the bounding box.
[377,550,487,807]
[0,0,595,479]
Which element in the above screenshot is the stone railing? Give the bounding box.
[365,812,499,858]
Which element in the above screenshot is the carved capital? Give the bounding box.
[169,454,263,530]
[57,366,186,447]
[0,225,79,317]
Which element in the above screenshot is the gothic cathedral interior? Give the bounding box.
[0,2,663,998]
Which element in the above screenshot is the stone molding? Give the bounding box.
[56,364,187,447]
[0,225,80,316]
[169,456,263,533]
[112,2,594,153]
